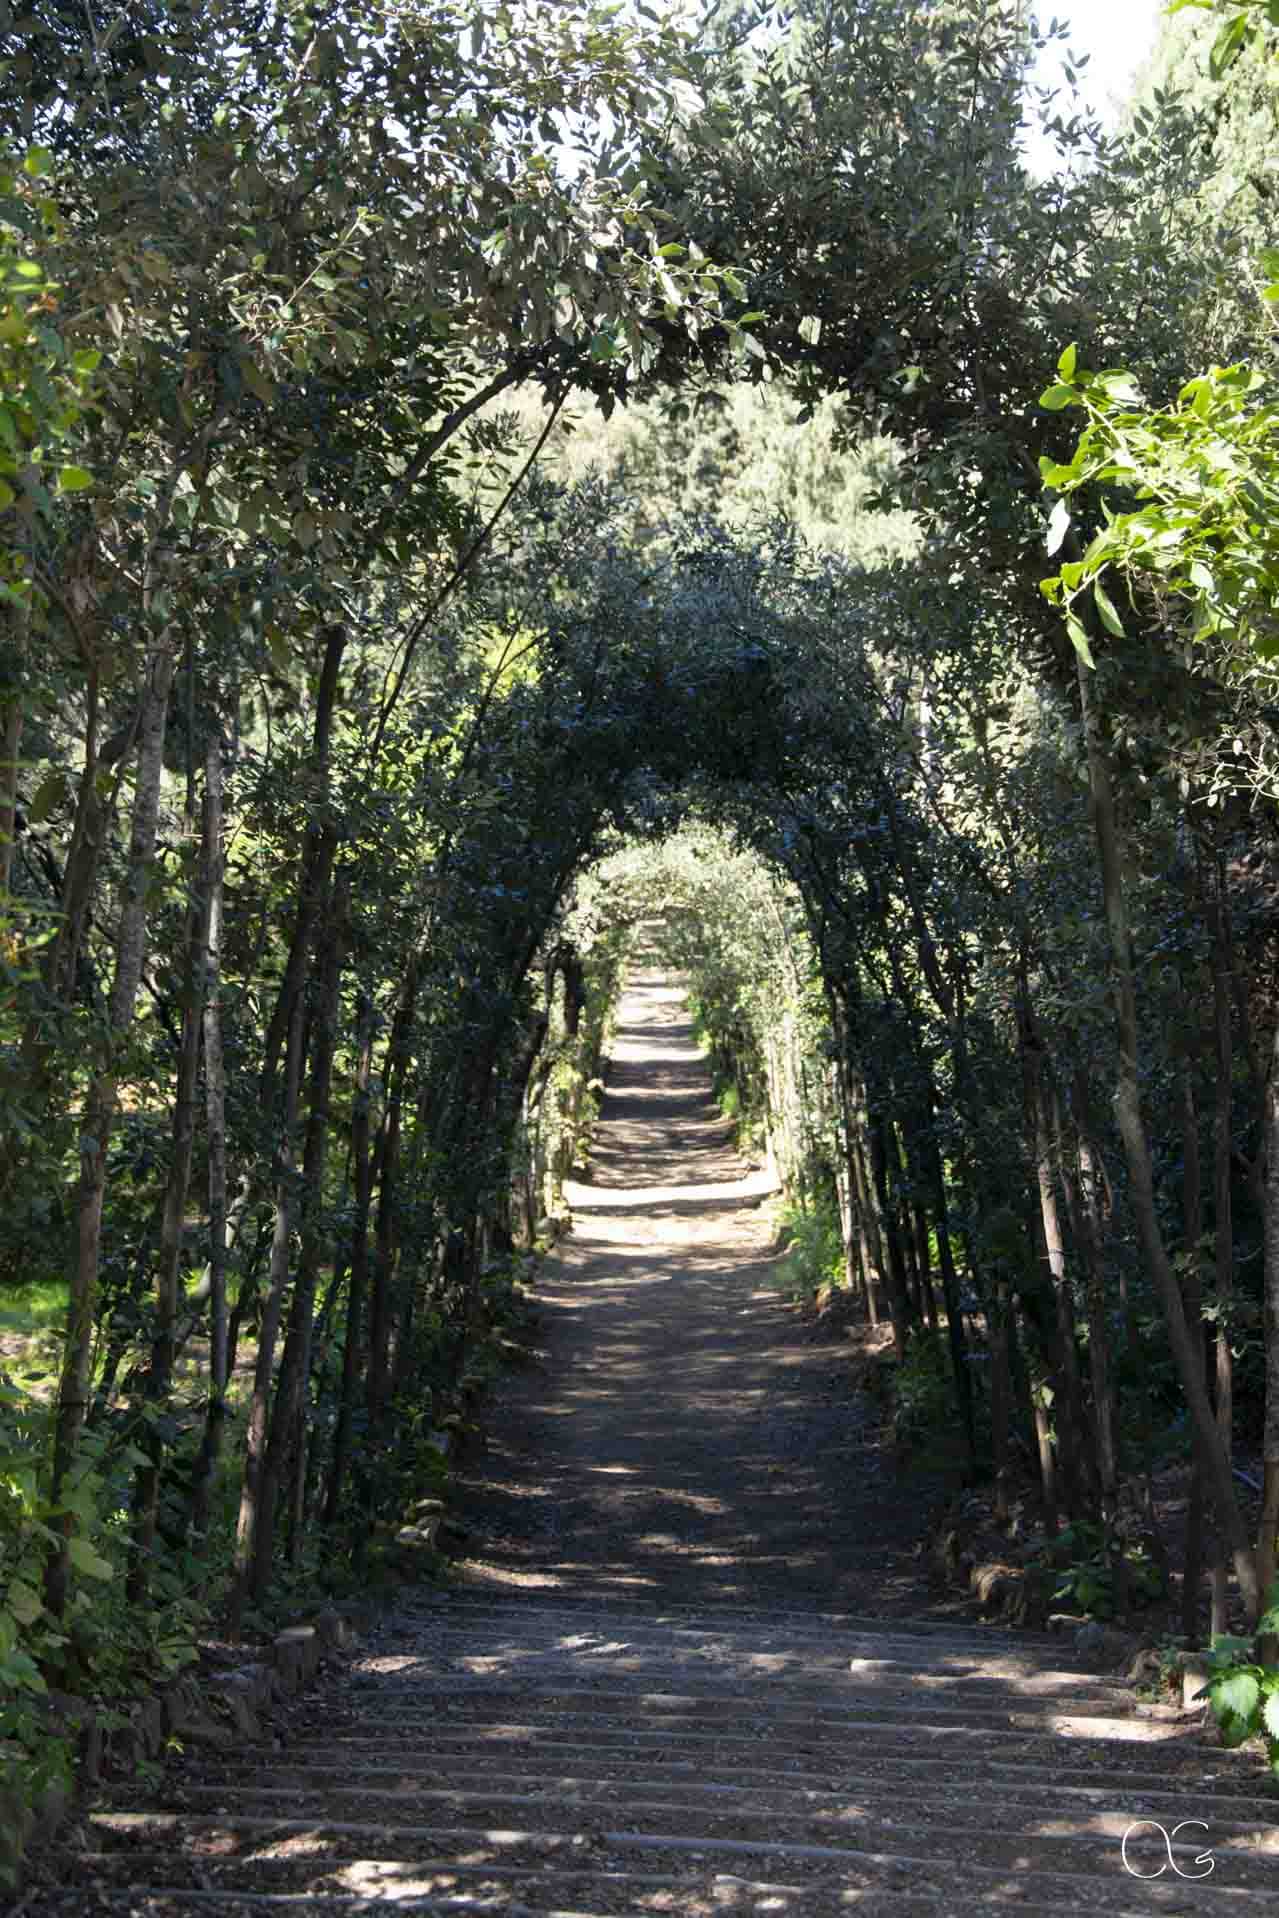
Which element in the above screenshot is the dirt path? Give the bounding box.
[454,970,954,1616]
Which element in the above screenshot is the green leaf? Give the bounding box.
[1039,384,1081,412]
[22,146,53,178]
[28,770,67,825]
[1263,1691,1279,1740]
[1254,1585,1279,1635]
[1219,1708,1254,1747]
[1211,1634,1258,1664]
[67,1536,114,1581]
[1066,614,1095,668]
[58,464,93,493]
[1093,579,1125,637]
[1213,1667,1261,1723]
[0,478,14,511]
[6,1578,43,1625]
[1057,343,1078,382]
[1209,12,1249,80]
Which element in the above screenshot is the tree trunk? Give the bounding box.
[1258,1008,1279,1625]
[251,876,348,1598]
[0,580,27,896]
[128,737,216,1598]
[367,957,418,1428]
[190,731,229,1547]
[325,993,375,1526]
[45,638,177,1618]
[990,1280,1012,1524]
[867,1109,912,1360]
[1207,854,1236,1635]
[257,625,345,1104]
[1076,652,1259,1621]
[1058,1082,1120,1538]
[227,989,306,1639]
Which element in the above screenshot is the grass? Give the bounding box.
[0,1275,68,1340]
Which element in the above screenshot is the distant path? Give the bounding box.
[455,969,949,1613]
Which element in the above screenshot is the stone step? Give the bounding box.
[361,1646,1127,1695]
[293,1719,1227,1787]
[167,1773,1279,1850]
[76,1812,1263,1908]
[405,1595,1065,1650]
[15,1869,1239,1917]
[210,1750,1279,1814]
[349,1676,1138,1722]
[302,1703,1211,1756]
[398,1605,1084,1659]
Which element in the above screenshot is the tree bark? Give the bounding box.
[45,637,177,1617]
[190,730,228,1547]
[1075,652,1259,1620]
[257,625,345,1104]
[228,988,306,1639]
[128,730,216,1598]
[325,993,375,1526]
[0,580,28,897]
[251,876,348,1597]
[367,956,418,1427]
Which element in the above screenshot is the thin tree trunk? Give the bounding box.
[0,582,27,896]
[46,639,176,1618]
[128,741,215,1598]
[917,1102,976,1475]
[251,876,348,1598]
[1058,1083,1120,1546]
[190,731,228,1546]
[1075,652,1259,1620]
[990,1279,1012,1524]
[1209,853,1236,1636]
[1180,1062,1207,1644]
[868,1109,912,1360]
[368,957,418,1428]
[227,989,305,1639]
[258,625,345,1103]
[325,993,374,1525]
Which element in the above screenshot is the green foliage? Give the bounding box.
[1170,0,1279,81]
[779,1199,845,1299]
[1199,1590,1279,1774]
[0,1375,212,1809]
[0,146,96,586]
[1039,352,1279,668]
[1033,1519,1165,1619]
[892,1330,956,1451]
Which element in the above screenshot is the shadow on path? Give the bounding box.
[454,971,959,1613]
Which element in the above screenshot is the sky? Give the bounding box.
[1023,0,1163,170]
